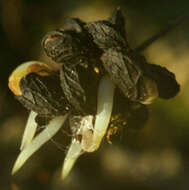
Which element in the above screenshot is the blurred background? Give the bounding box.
[1,0,189,189]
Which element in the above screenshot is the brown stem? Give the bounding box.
[135,12,189,52]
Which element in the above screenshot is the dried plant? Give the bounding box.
[8,8,180,180]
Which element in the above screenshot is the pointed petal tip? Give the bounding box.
[12,114,68,175]
[11,166,17,175]
[11,169,16,176]
[11,167,16,175]
[61,162,70,180]
[20,111,38,151]
[61,140,83,180]
[61,157,76,180]
[11,155,24,175]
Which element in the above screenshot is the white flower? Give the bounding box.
[10,62,115,179]
[62,75,115,179]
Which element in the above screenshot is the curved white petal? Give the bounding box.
[86,75,115,152]
[61,139,83,180]
[12,114,68,175]
[61,75,115,179]
[20,111,38,150]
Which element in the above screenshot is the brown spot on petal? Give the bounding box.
[8,61,52,96]
[8,78,22,96]
[27,64,51,76]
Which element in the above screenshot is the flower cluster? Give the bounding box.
[8,8,179,179]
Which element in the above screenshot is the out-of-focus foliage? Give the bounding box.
[1,0,189,189]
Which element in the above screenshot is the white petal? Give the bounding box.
[61,75,115,179]
[20,111,38,150]
[86,75,115,152]
[61,115,93,180]
[61,139,83,180]
[12,114,68,175]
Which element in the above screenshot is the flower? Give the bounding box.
[8,8,180,180]
[9,61,115,179]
